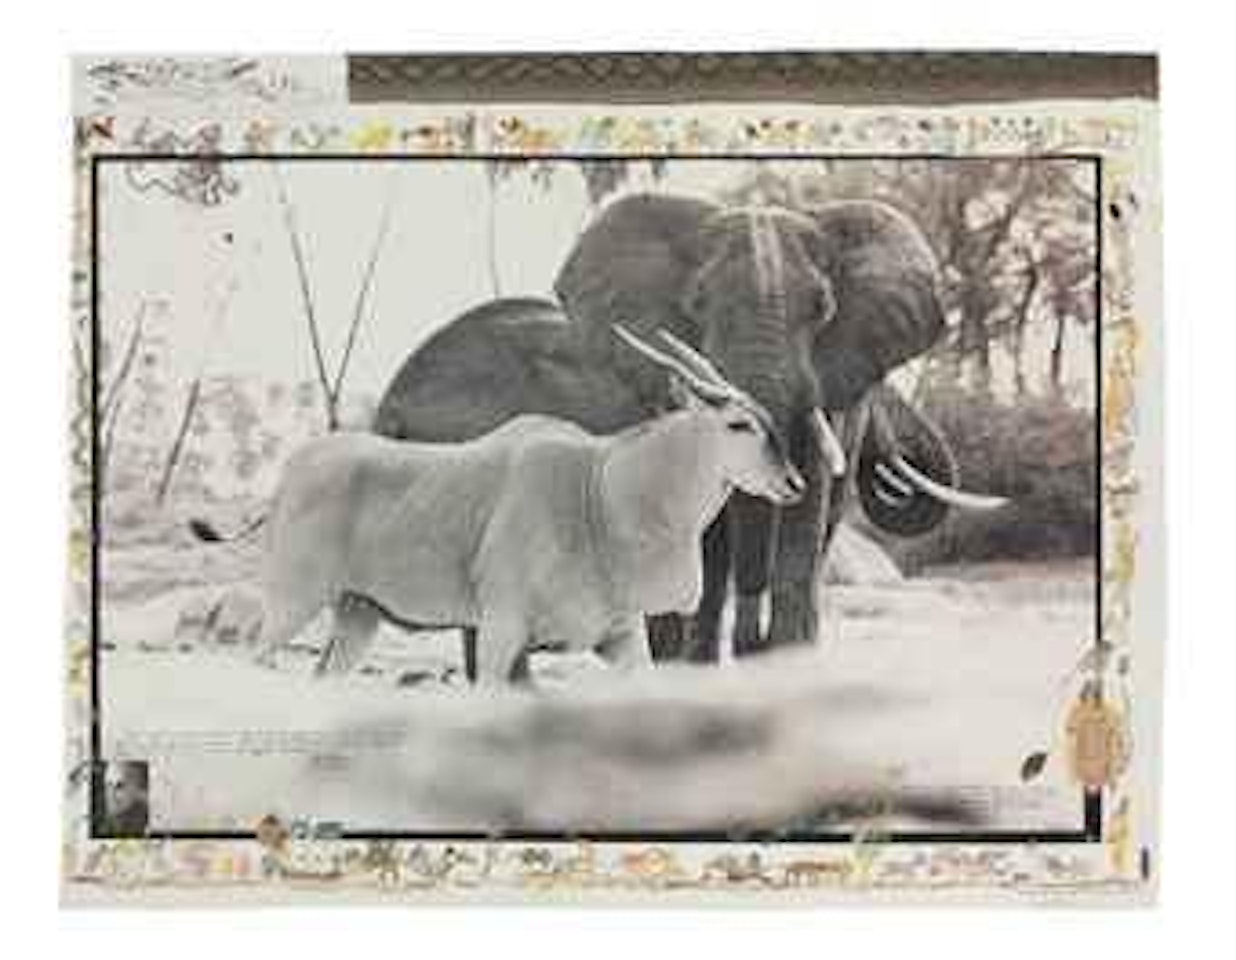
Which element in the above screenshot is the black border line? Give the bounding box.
[1090,154,1106,843]
[89,152,1104,845]
[99,152,1102,163]
[89,155,104,837]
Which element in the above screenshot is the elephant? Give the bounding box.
[375,193,1004,663]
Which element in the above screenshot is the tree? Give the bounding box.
[721,158,1097,405]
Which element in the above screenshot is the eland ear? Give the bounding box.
[666,372,701,410]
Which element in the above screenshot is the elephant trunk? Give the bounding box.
[707,212,837,654]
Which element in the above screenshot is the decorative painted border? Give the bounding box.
[64,55,1161,905]
[345,52,1157,105]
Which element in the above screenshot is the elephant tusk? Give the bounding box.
[890,456,1010,511]
[812,409,848,478]
[872,482,909,508]
[874,461,914,497]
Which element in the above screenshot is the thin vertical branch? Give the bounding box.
[96,302,147,492]
[1011,262,1041,398]
[99,392,126,483]
[154,378,203,504]
[485,163,502,297]
[1049,311,1069,397]
[331,179,397,403]
[153,281,236,505]
[273,164,337,427]
[100,302,147,429]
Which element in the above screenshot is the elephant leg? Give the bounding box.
[647,614,685,662]
[729,493,776,658]
[768,415,827,650]
[684,515,730,663]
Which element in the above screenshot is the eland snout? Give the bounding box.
[766,461,807,506]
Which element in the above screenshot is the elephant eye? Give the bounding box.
[726,420,756,433]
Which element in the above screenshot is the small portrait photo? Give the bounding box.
[99,760,150,837]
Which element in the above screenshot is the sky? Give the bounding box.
[99,158,609,397]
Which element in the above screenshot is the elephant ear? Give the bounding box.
[554,193,721,407]
[856,383,957,538]
[807,200,946,410]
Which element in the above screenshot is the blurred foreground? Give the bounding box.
[100,559,1092,835]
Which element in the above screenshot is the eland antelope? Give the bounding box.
[257,326,806,684]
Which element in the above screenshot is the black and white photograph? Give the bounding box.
[92,153,1102,838]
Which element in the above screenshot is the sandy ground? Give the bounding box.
[97,544,1094,834]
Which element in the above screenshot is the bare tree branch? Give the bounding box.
[274,165,396,430]
[153,282,237,505]
[95,302,148,492]
[272,164,336,427]
[154,377,203,504]
[975,165,1036,265]
[484,163,502,297]
[99,391,126,483]
[1011,261,1042,397]
[99,302,147,436]
[331,179,396,404]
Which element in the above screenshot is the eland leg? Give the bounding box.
[684,516,731,663]
[475,612,529,686]
[648,511,730,663]
[596,615,653,673]
[255,594,321,669]
[314,593,382,676]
